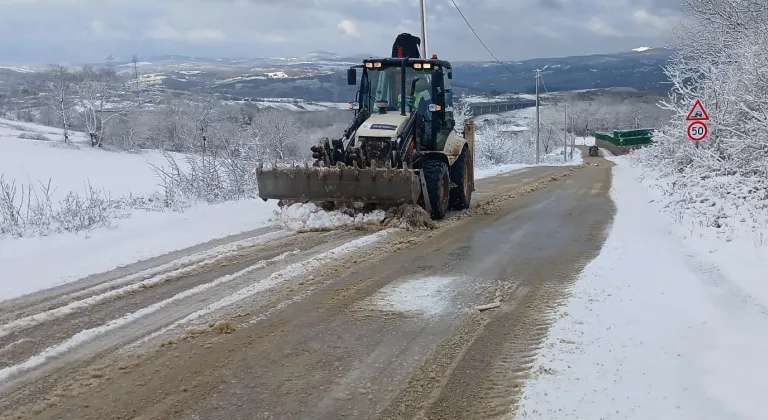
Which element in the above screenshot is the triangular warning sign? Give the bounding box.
[686,98,709,121]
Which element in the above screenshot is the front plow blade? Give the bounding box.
[256,163,422,205]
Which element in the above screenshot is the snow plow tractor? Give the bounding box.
[256,33,475,220]
[588,145,600,157]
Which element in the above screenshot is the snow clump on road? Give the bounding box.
[272,202,387,231]
[273,202,437,232]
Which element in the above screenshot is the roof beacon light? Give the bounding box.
[431,53,438,59]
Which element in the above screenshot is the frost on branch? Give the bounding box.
[632,0,768,238]
[0,175,125,237]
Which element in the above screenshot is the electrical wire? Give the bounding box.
[449,0,550,97]
[447,0,516,75]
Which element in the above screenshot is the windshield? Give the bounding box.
[364,66,431,113]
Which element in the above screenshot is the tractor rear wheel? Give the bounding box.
[449,146,472,210]
[422,159,450,220]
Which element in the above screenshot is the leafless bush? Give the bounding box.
[150,149,258,205]
[0,175,176,238]
[0,175,25,236]
[474,120,536,167]
[17,132,49,141]
[54,185,117,233]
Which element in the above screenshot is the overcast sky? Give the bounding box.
[0,0,683,65]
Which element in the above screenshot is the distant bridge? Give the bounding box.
[468,99,536,118]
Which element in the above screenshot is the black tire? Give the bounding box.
[422,159,450,220]
[449,146,472,210]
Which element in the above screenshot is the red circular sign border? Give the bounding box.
[687,121,708,142]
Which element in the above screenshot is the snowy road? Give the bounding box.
[0,155,612,420]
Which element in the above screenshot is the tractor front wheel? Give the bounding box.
[422,159,450,220]
[449,146,472,210]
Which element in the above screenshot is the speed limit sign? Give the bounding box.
[687,121,707,142]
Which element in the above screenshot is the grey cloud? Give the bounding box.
[0,0,682,65]
[538,0,563,9]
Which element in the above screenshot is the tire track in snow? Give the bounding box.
[0,249,298,382]
[0,229,291,323]
[132,228,397,348]
[0,229,394,384]
[0,230,348,370]
[684,255,768,318]
[0,230,293,339]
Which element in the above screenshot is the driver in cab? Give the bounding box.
[394,73,432,121]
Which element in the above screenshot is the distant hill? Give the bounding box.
[453,48,673,93]
[0,48,674,102]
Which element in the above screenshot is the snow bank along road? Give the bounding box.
[0,152,614,420]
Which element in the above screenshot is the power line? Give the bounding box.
[448,0,515,75]
[448,0,553,98]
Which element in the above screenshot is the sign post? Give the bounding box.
[686,99,709,148]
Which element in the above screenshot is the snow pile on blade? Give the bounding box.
[272,202,435,232]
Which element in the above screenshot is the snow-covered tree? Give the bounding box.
[73,63,124,147]
[248,109,302,160]
[641,0,768,178]
[626,0,768,236]
[42,65,73,144]
[452,96,474,131]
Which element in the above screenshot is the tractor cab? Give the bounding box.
[346,56,456,151]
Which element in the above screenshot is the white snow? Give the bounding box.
[273,202,388,231]
[0,119,279,302]
[369,275,456,316]
[0,119,171,200]
[224,99,347,112]
[514,155,768,420]
[0,199,278,301]
[476,148,583,179]
[0,66,35,73]
[475,164,532,179]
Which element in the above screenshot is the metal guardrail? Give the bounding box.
[469,100,536,117]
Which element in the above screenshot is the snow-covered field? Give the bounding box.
[0,119,278,301]
[225,99,348,112]
[462,93,542,104]
[0,119,170,199]
[515,154,768,420]
[475,147,582,179]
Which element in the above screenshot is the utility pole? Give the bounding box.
[569,115,575,159]
[564,103,568,162]
[132,55,140,107]
[535,70,540,164]
[419,0,428,57]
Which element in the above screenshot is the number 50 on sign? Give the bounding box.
[687,121,707,142]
